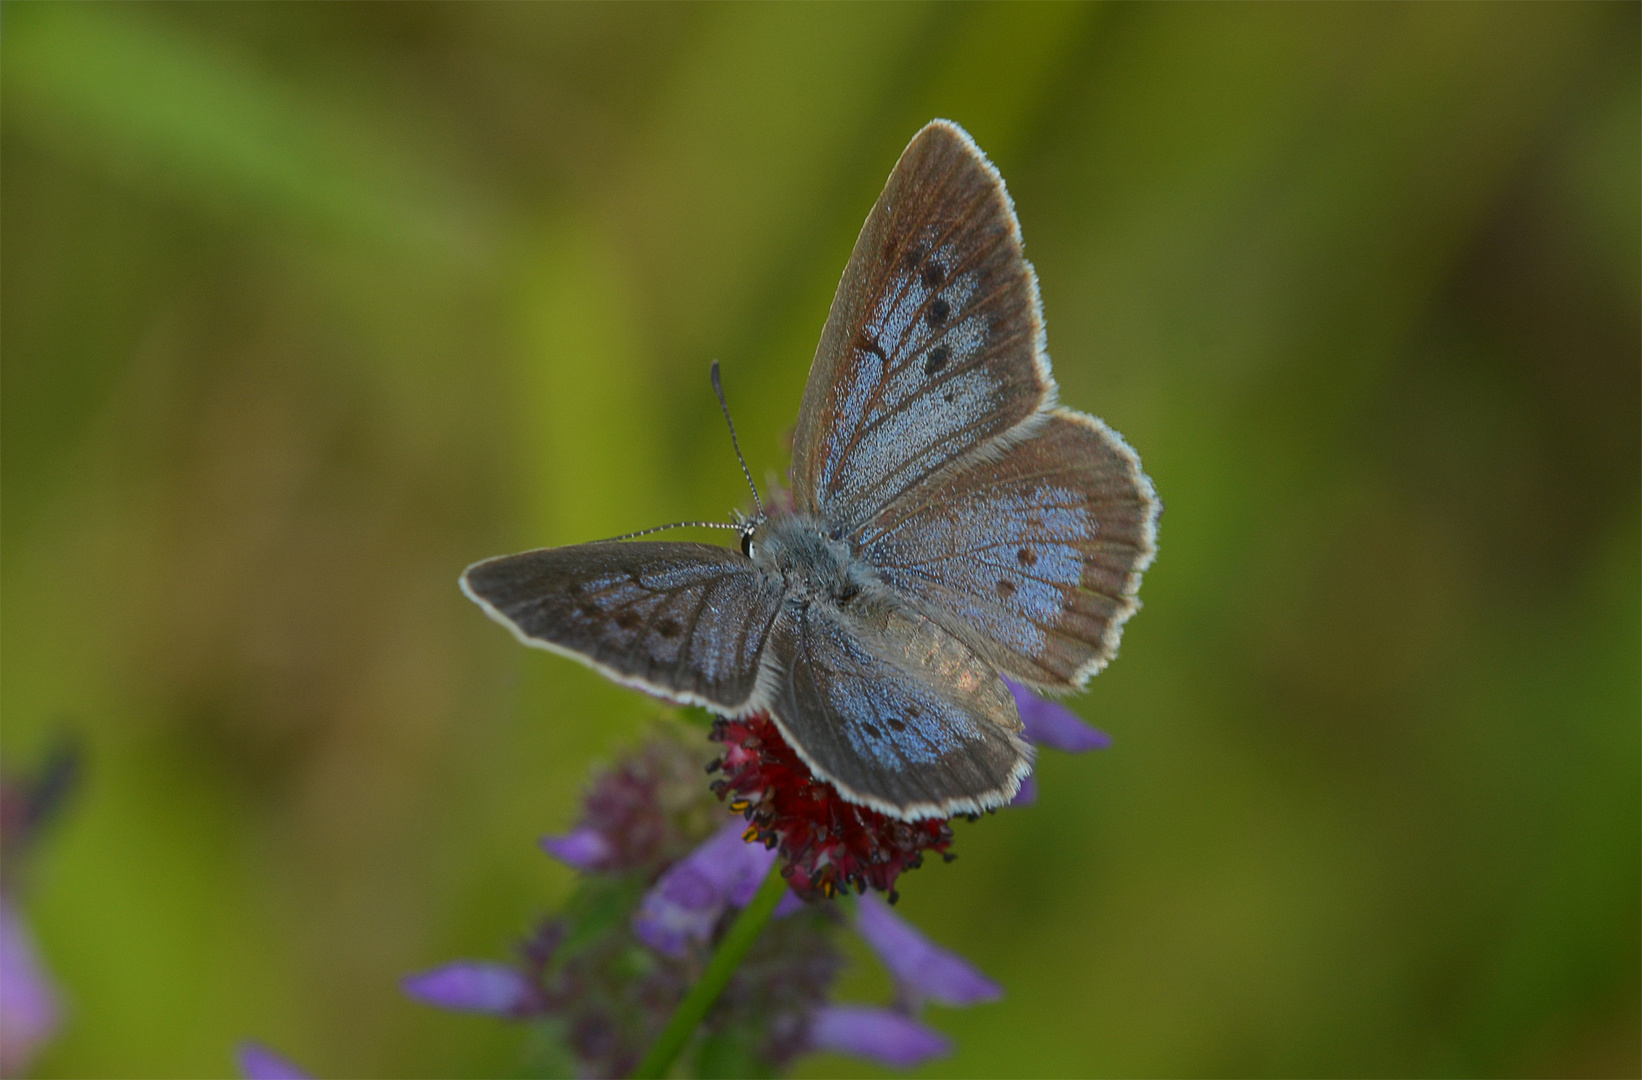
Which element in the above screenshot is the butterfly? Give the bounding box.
[461,120,1159,821]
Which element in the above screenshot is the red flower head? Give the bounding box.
[708,714,955,903]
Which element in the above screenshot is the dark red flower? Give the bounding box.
[708,714,955,903]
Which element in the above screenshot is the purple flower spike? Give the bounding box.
[632,881,720,958]
[235,1040,313,1080]
[808,1005,950,1067]
[1005,678,1112,752]
[855,893,1002,1007]
[0,897,61,1077]
[633,820,787,957]
[539,826,613,871]
[401,961,536,1015]
[1009,773,1039,807]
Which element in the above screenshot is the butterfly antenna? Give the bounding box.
[595,520,742,543]
[711,361,762,515]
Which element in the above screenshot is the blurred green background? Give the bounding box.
[2,3,1637,1077]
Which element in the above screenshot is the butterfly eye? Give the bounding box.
[740,530,755,559]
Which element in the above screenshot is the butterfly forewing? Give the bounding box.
[461,543,783,712]
[791,121,1052,535]
[859,409,1160,691]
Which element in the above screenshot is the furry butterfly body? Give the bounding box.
[462,120,1159,821]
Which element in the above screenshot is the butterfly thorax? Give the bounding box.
[746,513,874,608]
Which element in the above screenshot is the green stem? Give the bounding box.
[631,858,789,1079]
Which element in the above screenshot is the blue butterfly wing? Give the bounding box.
[461,542,784,712]
[459,121,1155,827]
[791,120,1053,535]
[766,596,1031,819]
[859,409,1160,691]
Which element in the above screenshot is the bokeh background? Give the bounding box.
[2,3,1637,1077]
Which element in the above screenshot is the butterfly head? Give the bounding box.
[737,514,761,560]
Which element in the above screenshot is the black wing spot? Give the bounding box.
[902,245,926,271]
[861,722,882,739]
[926,297,950,326]
[655,617,681,638]
[614,610,640,631]
[907,704,922,718]
[942,392,955,403]
[921,262,946,289]
[858,331,888,362]
[923,345,951,377]
[886,717,907,732]
[1017,547,1037,567]
[996,579,1017,599]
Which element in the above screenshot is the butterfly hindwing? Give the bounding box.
[859,408,1160,691]
[766,595,1031,819]
[460,542,783,712]
[791,120,1053,535]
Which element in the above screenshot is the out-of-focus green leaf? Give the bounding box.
[3,3,490,265]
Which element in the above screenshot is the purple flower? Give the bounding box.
[549,728,726,876]
[1005,677,1112,751]
[855,892,1001,1008]
[0,896,61,1077]
[632,819,803,957]
[401,961,537,1016]
[234,1039,312,1080]
[539,825,612,871]
[405,727,1009,1076]
[808,1005,950,1067]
